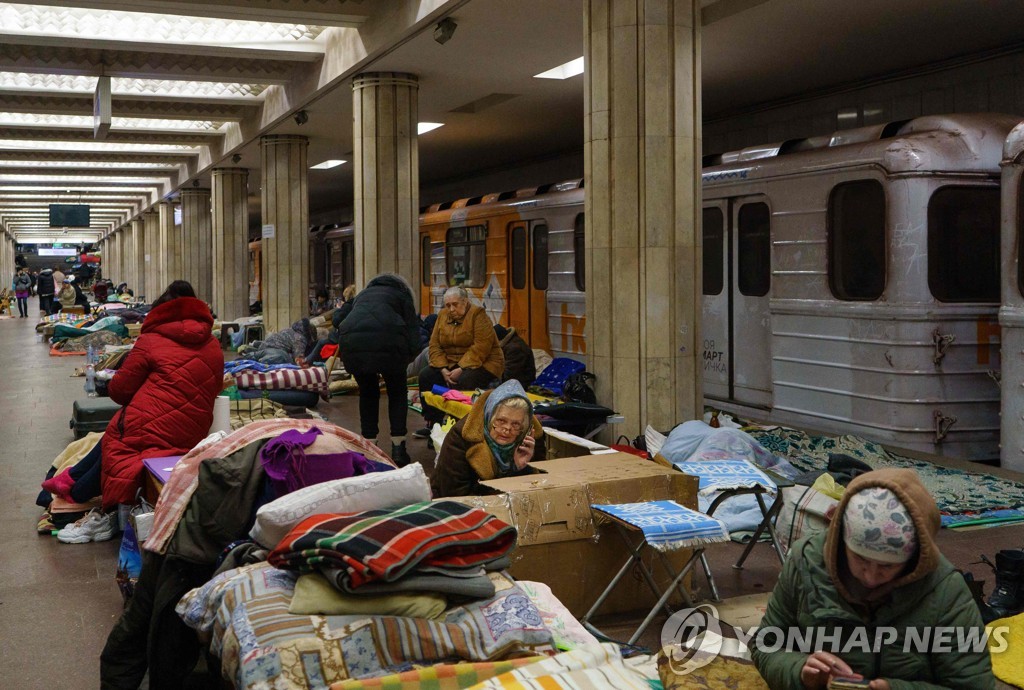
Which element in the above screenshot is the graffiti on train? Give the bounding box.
[560,302,586,354]
[703,339,727,374]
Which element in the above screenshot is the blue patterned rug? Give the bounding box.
[746,428,1024,528]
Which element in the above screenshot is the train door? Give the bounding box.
[506,220,549,346]
[702,196,773,408]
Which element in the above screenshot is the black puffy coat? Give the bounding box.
[36,269,55,296]
[337,274,420,373]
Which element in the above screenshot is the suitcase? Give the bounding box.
[70,397,122,439]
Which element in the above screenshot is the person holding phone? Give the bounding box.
[752,468,992,689]
[430,379,545,497]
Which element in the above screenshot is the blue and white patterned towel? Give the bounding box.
[676,459,777,496]
[592,501,729,552]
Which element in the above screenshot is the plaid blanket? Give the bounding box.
[234,366,330,398]
[268,500,516,590]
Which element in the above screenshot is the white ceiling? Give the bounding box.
[2,0,1024,242]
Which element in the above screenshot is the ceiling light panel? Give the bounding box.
[0,72,267,99]
[310,159,346,169]
[0,113,221,131]
[0,175,163,183]
[0,160,177,169]
[0,3,326,46]
[534,57,585,80]
[0,139,198,152]
[418,122,444,135]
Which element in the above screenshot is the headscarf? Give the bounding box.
[842,486,918,564]
[482,379,534,476]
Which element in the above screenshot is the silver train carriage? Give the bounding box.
[414,113,1017,462]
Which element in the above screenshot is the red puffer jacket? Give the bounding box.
[101,297,224,508]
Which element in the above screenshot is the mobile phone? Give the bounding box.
[829,678,870,690]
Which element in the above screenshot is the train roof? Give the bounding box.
[1004,119,1024,164]
[420,179,584,219]
[702,113,1021,184]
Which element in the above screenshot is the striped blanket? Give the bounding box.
[268,500,516,590]
[234,366,330,399]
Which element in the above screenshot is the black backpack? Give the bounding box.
[562,371,597,404]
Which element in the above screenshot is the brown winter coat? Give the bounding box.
[428,303,504,378]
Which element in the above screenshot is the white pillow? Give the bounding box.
[250,463,432,548]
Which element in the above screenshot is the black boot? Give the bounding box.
[391,441,412,468]
[984,550,1024,619]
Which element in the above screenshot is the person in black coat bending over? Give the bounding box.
[337,273,420,466]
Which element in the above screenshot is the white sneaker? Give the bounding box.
[57,509,117,544]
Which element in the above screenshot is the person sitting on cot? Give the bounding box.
[248,317,318,366]
[39,281,224,544]
[751,468,993,689]
[430,379,546,497]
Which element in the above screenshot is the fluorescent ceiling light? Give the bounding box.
[0,72,266,99]
[0,113,219,131]
[534,56,584,80]
[0,139,197,152]
[0,160,176,169]
[310,159,346,169]
[0,3,326,47]
[418,122,444,135]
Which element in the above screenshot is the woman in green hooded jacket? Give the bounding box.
[752,468,993,690]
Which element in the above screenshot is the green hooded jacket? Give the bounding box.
[751,468,994,690]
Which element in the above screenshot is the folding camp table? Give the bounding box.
[580,501,729,645]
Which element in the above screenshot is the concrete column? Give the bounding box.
[211,167,251,321]
[115,230,125,285]
[157,201,180,287]
[143,210,159,298]
[260,135,309,333]
[352,72,419,296]
[130,218,144,297]
[584,0,703,437]
[180,188,213,304]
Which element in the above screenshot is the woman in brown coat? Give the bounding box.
[416,286,504,436]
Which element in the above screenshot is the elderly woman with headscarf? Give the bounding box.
[415,286,504,439]
[249,317,318,365]
[430,379,546,497]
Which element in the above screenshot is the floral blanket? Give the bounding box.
[177,562,556,690]
[748,427,1024,527]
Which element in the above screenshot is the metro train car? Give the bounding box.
[256,113,1018,462]
[1000,121,1024,470]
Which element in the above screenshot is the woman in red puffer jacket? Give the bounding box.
[43,281,224,544]
[102,280,224,506]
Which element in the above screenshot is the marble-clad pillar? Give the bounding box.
[211,168,251,322]
[180,188,213,304]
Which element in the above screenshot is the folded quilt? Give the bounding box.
[268,500,516,590]
[321,567,498,599]
[234,366,330,398]
[471,643,652,690]
[175,562,555,690]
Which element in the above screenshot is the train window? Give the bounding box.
[574,213,585,291]
[828,180,885,300]
[533,224,549,290]
[511,225,527,289]
[703,207,724,295]
[737,202,771,296]
[421,235,431,287]
[446,224,487,288]
[928,187,1000,302]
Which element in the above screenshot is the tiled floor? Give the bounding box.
[5,311,1023,688]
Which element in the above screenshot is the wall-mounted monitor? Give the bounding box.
[49,204,90,228]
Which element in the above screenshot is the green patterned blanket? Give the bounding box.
[747,428,1024,528]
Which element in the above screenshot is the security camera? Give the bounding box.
[294,110,309,126]
[231,153,242,164]
[434,17,457,45]
[192,179,200,188]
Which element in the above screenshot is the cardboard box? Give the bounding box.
[126,323,142,337]
[452,452,699,616]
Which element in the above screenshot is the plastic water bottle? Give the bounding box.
[86,344,95,365]
[85,363,97,397]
